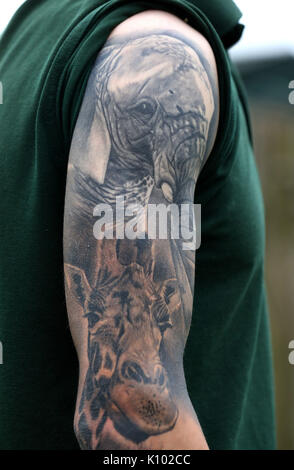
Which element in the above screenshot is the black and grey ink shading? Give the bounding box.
[65,32,216,449]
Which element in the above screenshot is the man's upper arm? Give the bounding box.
[64,10,218,450]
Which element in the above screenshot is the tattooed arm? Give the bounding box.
[64,10,219,450]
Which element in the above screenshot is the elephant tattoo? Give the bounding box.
[65,31,216,448]
[71,34,215,210]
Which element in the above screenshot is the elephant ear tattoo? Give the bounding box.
[65,32,216,449]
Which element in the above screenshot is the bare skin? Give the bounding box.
[64,10,219,450]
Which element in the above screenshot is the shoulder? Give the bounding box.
[109,9,218,72]
[70,9,220,185]
[98,9,219,161]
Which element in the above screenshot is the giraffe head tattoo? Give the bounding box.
[65,251,179,447]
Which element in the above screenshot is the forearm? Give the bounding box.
[65,234,207,450]
[74,392,208,450]
[74,351,208,450]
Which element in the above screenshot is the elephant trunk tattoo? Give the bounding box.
[65,32,216,449]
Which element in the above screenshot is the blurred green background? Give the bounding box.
[236,55,294,449]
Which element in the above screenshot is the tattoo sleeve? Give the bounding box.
[64,19,218,450]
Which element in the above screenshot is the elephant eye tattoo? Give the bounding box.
[64,31,217,449]
[131,99,157,119]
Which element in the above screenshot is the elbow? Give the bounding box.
[74,412,94,450]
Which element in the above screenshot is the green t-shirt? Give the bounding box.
[0,0,276,449]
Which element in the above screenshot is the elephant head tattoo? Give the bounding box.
[73,34,215,206]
